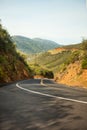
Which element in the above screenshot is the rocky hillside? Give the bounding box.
[12,35,61,54]
[0,23,32,83]
[54,41,87,88]
[55,61,87,88]
[29,40,87,88]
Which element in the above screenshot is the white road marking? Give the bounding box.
[16,83,87,104]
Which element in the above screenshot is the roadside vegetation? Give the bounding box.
[29,63,54,78]
[0,22,32,83]
[81,39,87,69]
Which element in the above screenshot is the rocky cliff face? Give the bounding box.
[55,61,87,88]
[0,52,31,84]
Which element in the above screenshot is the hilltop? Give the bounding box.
[0,24,32,83]
[12,35,61,54]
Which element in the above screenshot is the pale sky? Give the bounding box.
[0,0,87,45]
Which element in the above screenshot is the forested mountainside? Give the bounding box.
[0,23,32,83]
[12,35,61,54]
[29,40,87,88]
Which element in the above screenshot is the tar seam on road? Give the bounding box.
[16,83,87,105]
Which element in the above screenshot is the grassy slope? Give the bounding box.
[29,51,73,73]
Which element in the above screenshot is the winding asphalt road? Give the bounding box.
[0,79,87,130]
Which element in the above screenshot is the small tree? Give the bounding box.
[81,39,87,69]
[81,39,87,51]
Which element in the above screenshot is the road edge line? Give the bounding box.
[16,83,87,105]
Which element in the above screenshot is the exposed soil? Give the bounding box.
[55,61,87,88]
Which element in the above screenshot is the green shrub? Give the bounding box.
[44,70,54,78]
[0,55,7,64]
[30,63,54,78]
[81,39,87,50]
[35,69,43,75]
[59,63,66,72]
[0,67,4,78]
[81,59,87,69]
[65,51,80,65]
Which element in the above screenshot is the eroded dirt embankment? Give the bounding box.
[55,61,87,88]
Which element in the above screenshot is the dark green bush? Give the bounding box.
[81,39,87,50]
[81,59,87,69]
[44,70,54,78]
[30,63,54,78]
[0,55,7,64]
[0,67,4,79]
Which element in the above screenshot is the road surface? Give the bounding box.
[0,79,87,130]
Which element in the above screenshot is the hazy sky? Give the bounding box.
[0,0,87,45]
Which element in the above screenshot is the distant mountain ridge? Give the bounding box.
[12,35,61,54]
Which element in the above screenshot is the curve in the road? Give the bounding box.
[16,83,87,105]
